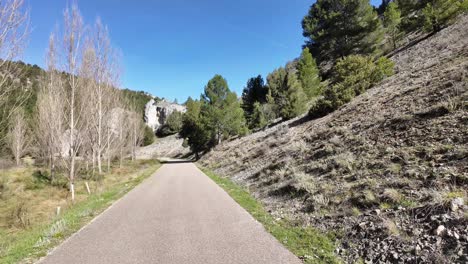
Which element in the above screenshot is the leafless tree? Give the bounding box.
[31,2,149,201]
[60,4,86,201]
[0,0,29,136]
[128,110,144,162]
[35,34,65,179]
[82,18,122,174]
[111,104,131,168]
[7,109,29,166]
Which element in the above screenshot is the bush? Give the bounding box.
[142,125,155,146]
[310,55,394,118]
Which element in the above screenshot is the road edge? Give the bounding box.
[31,163,162,264]
[196,164,340,264]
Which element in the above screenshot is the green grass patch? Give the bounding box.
[199,166,340,264]
[0,161,160,264]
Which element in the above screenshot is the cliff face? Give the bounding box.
[200,15,468,263]
[144,99,186,132]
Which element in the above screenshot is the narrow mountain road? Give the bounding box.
[40,162,301,264]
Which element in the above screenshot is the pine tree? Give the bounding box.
[297,47,322,99]
[302,0,384,62]
[310,55,395,118]
[395,0,421,16]
[180,98,210,159]
[281,71,308,120]
[377,0,392,14]
[249,102,268,129]
[422,0,464,32]
[201,75,247,145]
[267,68,308,120]
[241,75,267,127]
[266,67,288,117]
[384,2,403,50]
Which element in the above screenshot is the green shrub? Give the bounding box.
[24,170,55,190]
[142,125,155,146]
[158,111,183,137]
[310,55,394,118]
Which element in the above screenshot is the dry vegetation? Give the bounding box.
[201,15,468,263]
[0,159,160,263]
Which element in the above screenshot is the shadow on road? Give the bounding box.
[158,159,194,164]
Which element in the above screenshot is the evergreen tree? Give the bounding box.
[201,75,247,145]
[267,68,308,120]
[302,0,384,62]
[241,75,268,126]
[384,2,403,49]
[422,0,465,32]
[266,67,288,117]
[395,0,421,16]
[180,98,210,159]
[377,0,392,14]
[297,47,322,99]
[310,55,395,118]
[249,102,268,129]
[281,72,308,120]
[161,76,249,157]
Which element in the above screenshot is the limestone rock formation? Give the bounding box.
[144,99,186,132]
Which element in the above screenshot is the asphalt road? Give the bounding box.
[40,162,302,264]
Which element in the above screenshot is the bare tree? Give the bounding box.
[61,4,86,201]
[128,110,144,162]
[113,105,131,168]
[0,0,29,138]
[7,109,29,166]
[82,18,121,174]
[36,33,65,180]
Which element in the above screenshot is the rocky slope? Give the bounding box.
[200,15,468,263]
[136,134,189,159]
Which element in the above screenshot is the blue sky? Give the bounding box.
[23,0,382,102]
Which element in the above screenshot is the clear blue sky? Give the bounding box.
[23,0,381,102]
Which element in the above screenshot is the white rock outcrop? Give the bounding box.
[144,99,186,132]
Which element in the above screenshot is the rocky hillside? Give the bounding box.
[136,134,189,159]
[200,15,468,263]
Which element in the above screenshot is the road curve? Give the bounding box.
[40,162,302,264]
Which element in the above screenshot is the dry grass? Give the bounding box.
[0,159,160,264]
[0,161,156,235]
[383,218,400,236]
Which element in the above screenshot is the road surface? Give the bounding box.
[40,162,302,264]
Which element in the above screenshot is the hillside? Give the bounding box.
[200,15,468,263]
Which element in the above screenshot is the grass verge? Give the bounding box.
[199,166,340,264]
[0,160,160,264]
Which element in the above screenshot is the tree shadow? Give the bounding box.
[159,159,194,164]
